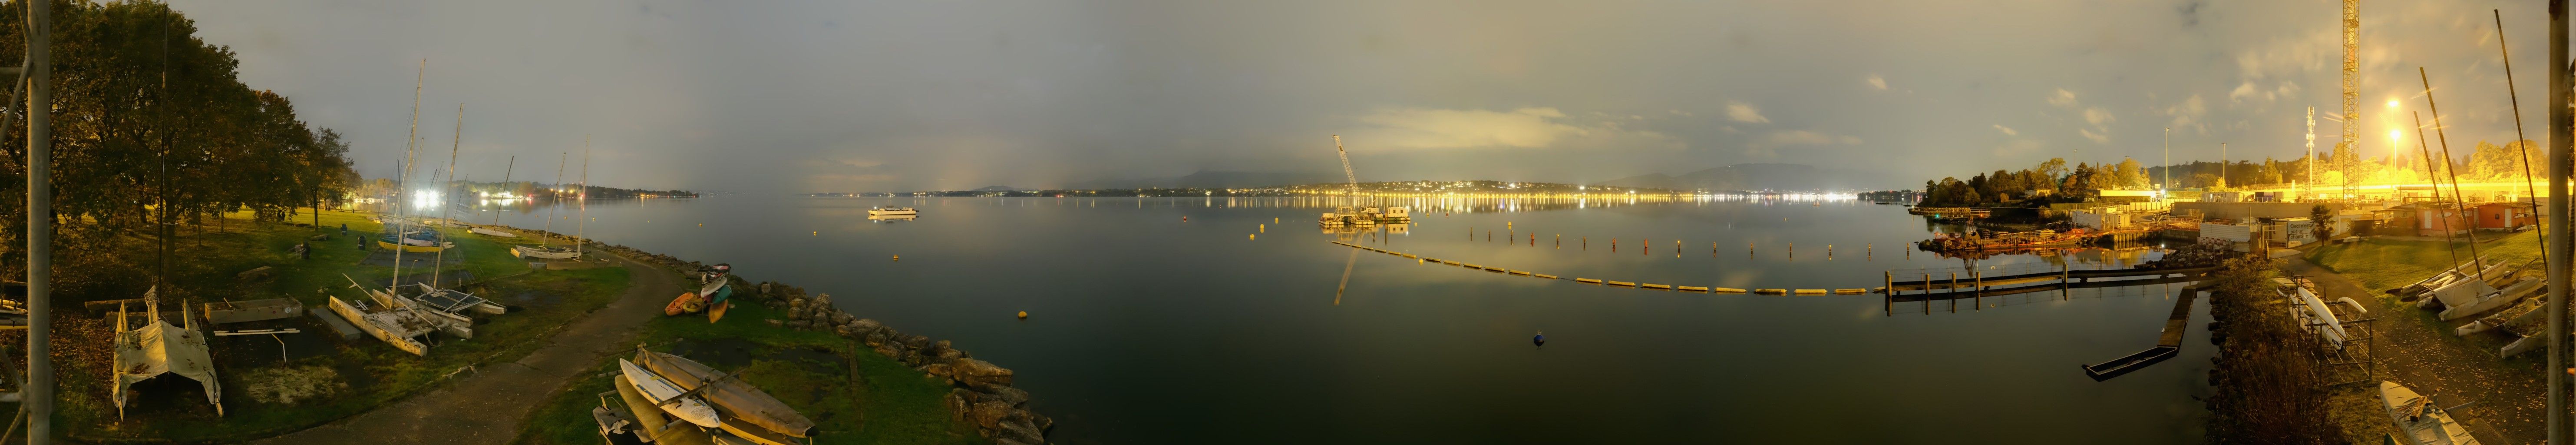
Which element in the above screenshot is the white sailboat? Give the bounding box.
[514,150,581,259]
[2380,380,2481,445]
[619,358,723,428]
[469,155,519,238]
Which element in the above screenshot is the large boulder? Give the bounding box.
[969,400,1017,429]
[993,418,1045,444]
[951,359,1014,388]
[977,385,1030,408]
[832,312,857,325]
[902,335,931,350]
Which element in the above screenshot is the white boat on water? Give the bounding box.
[620,358,723,428]
[2381,380,2481,445]
[867,206,917,216]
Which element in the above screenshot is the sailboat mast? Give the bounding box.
[542,152,565,248]
[495,155,512,226]
[578,136,589,257]
[432,103,462,289]
[391,59,424,286]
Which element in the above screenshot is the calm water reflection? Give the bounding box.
[433,196,2212,444]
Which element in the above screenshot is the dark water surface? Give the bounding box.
[453,196,2213,444]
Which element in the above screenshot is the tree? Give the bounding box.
[2309,205,2335,240]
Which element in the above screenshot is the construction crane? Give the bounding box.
[1332,135,1359,198]
[2336,0,2358,174]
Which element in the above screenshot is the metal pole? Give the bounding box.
[2494,9,2548,266]
[2546,1,2570,441]
[2422,68,2484,281]
[2414,111,2467,271]
[24,0,52,439]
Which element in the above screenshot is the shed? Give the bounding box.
[2474,202,2536,231]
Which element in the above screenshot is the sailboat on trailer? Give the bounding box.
[514,145,584,259]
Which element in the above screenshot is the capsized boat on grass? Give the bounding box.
[636,347,816,439]
[2381,380,2481,445]
[620,358,723,428]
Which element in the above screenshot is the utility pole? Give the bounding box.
[2221,143,2228,189]
[23,0,53,441]
[2306,106,2315,200]
[2162,127,2170,192]
[2545,1,2570,442]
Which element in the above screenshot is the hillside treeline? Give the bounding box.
[0,1,357,267]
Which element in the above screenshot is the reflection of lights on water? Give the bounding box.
[411,191,441,209]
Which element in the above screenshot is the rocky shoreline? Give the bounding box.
[515,228,1054,445]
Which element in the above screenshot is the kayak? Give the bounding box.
[665,292,703,316]
[708,300,729,323]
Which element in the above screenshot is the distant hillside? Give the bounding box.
[1592,163,1893,191]
[967,185,1018,192]
[1067,170,1344,189]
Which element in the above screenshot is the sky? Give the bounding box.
[164,0,2569,193]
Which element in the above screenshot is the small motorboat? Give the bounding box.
[866,206,918,216]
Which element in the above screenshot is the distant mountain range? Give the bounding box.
[1063,170,1345,190]
[1590,163,1897,192]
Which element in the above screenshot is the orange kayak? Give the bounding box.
[664,292,703,315]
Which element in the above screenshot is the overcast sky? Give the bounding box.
[163,0,2564,193]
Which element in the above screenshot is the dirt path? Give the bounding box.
[256,253,681,445]
[2281,257,2539,443]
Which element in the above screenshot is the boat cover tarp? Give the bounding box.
[112,318,221,415]
[639,349,815,437]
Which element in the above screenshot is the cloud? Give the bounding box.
[2047,89,2079,108]
[1348,106,1679,152]
[1866,75,1887,91]
[1992,124,2018,136]
[1764,130,1862,146]
[1352,107,1583,149]
[1726,102,1770,123]
[2082,107,2115,126]
[2164,94,2207,128]
[2049,88,2113,144]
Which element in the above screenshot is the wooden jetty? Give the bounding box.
[1883,265,2216,293]
[1907,207,1992,218]
[2081,284,2205,381]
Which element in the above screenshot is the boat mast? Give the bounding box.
[432,103,462,289]
[542,152,564,248]
[390,60,424,289]
[494,155,512,226]
[578,136,589,258]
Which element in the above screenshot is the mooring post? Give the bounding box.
[1949,272,1959,313]
[1973,271,1982,310]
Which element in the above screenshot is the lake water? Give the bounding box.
[443,195,2214,443]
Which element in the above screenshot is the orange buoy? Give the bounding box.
[1017,311,1028,319]
[892,255,901,261]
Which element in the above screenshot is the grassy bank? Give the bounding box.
[2303,229,2541,292]
[38,209,633,442]
[509,301,982,445]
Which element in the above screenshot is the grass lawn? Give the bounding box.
[2303,229,2542,292]
[509,301,983,445]
[45,208,634,442]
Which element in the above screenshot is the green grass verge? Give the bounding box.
[2304,229,2542,292]
[510,301,983,445]
[59,209,633,442]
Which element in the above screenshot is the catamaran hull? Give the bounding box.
[512,245,581,259]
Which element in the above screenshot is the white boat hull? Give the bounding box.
[512,245,581,259]
[620,359,723,428]
[468,227,518,238]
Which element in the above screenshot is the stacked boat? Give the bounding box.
[598,348,814,445]
[2380,380,2482,445]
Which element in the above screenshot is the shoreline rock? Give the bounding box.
[519,231,1050,444]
